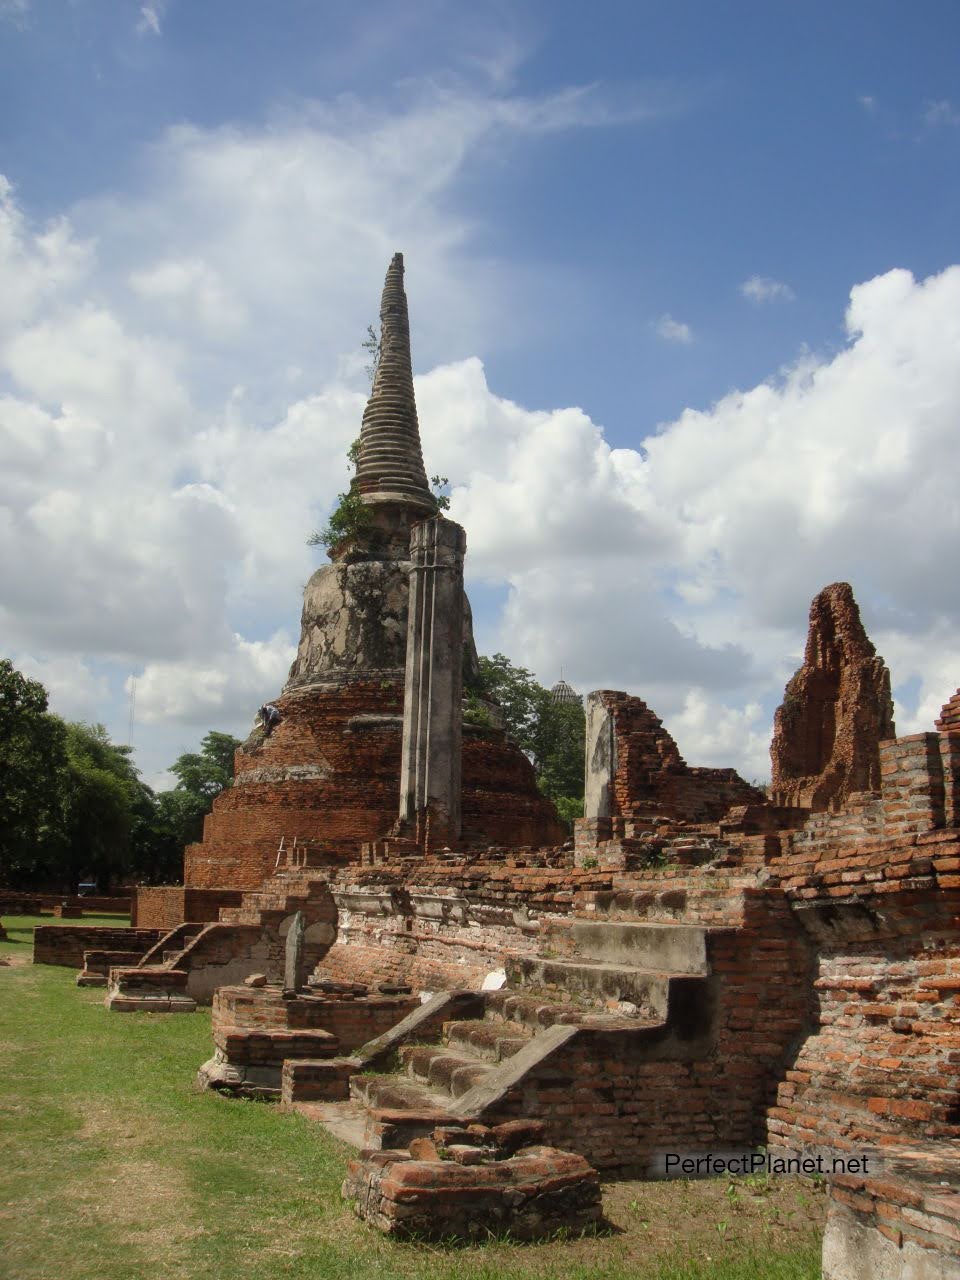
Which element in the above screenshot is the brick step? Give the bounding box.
[349,1072,451,1114]
[399,1045,495,1098]
[442,1018,531,1063]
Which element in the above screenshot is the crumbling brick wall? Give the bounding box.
[585,691,765,826]
[182,681,563,891]
[132,887,245,930]
[770,582,895,811]
[768,702,960,1154]
[33,926,164,968]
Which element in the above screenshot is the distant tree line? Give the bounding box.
[466,653,586,829]
[0,659,240,892]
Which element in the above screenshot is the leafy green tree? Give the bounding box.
[532,695,587,807]
[160,730,241,855]
[0,659,68,887]
[60,723,135,888]
[0,660,243,889]
[470,653,586,828]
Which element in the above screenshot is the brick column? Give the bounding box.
[935,689,960,828]
[880,734,945,838]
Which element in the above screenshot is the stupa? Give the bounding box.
[181,254,564,891]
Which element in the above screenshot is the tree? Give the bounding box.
[0,659,68,887]
[160,730,242,857]
[469,653,586,828]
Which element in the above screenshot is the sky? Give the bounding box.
[2,0,960,788]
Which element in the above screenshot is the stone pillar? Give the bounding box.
[398,516,466,849]
[583,691,616,820]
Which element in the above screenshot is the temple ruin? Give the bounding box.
[34,255,960,1276]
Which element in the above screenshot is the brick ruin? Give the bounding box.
[770,581,896,810]
[36,256,959,1273]
[154,252,562,901]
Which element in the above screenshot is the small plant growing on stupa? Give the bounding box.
[430,474,451,511]
[307,435,373,550]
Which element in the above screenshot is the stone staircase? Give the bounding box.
[105,862,337,1012]
[288,920,725,1163]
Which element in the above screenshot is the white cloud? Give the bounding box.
[924,99,960,128]
[4,73,960,788]
[420,265,960,774]
[129,258,246,336]
[137,2,165,36]
[0,0,28,25]
[740,275,795,304]
[654,313,693,344]
[11,653,111,724]
[133,631,296,726]
[858,95,877,113]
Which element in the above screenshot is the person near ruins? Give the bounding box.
[258,702,281,735]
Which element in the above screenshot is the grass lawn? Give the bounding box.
[0,916,824,1280]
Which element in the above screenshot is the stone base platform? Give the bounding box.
[342,1120,602,1241]
[105,965,197,1013]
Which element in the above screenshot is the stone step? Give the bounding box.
[546,920,713,974]
[506,955,682,1015]
[483,989,589,1031]
[442,1019,531,1063]
[399,1045,496,1098]
[349,1071,450,1114]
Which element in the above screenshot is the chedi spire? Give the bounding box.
[354,253,436,513]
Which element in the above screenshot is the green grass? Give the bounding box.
[9,912,132,932]
[0,916,823,1280]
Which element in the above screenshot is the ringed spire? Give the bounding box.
[354,253,436,513]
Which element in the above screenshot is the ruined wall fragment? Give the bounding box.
[770,582,895,811]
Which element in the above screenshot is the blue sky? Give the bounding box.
[2,0,959,785]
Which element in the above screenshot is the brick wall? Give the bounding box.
[212,985,419,1052]
[768,887,960,1153]
[33,926,164,968]
[132,887,245,930]
[450,891,815,1172]
[587,691,765,826]
[182,681,563,891]
[767,710,960,1158]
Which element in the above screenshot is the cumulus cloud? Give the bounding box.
[133,630,296,726]
[421,267,960,774]
[740,275,795,304]
[129,258,246,336]
[654,313,693,344]
[4,74,960,786]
